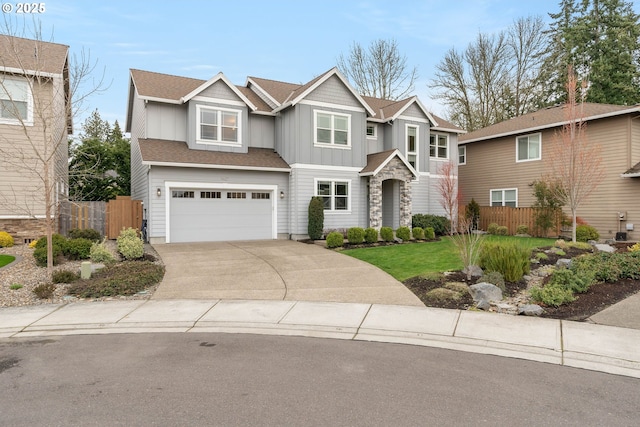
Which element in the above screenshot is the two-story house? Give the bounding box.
[126,67,463,243]
[458,103,640,241]
[0,35,71,243]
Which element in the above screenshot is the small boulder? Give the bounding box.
[476,300,491,311]
[463,265,483,278]
[469,282,503,304]
[556,258,572,268]
[594,243,616,253]
[518,304,544,316]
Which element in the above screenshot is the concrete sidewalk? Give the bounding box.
[2,299,639,379]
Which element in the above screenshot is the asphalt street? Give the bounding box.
[1,333,638,426]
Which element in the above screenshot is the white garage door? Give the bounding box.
[169,188,274,242]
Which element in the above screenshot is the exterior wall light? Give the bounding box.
[157,188,161,197]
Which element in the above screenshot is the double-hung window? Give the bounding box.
[315,111,350,147]
[406,125,418,168]
[197,105,241,145]
[491,189,517,207]
[366,124,377,138]
[0,77,32,124]
[316,180,350,211]
[516,133,541,162]
[458,146,466,165]
[429,133,448,159]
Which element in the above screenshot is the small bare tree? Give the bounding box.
[0,20,104,278]
[450,216,485,280]
[337,38,418,100]
[547,67,604,242]
[436,161,458,235]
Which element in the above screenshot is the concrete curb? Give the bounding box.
[1,299,639,379]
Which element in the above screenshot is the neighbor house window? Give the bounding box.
[366,124,377,138]
[516,133,541,162]
[458,146,466,165]
[491,188,517,207]
[406,125,418,168]
[196,105,241,145]
[315,111,350,147]
[0,77,32,123]
[429,133,448,159]
[316,180,350,211]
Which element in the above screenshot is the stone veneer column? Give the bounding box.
[400,179,412,227]
[369,176,382,229]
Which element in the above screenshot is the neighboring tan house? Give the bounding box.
[458,103,640,241]
[0,35,71,243]
[125,67,464,243]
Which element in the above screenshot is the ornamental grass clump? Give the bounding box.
[117,227,144,260]
[479,242,531,282]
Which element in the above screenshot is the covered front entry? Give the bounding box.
[360,150,417,229]
[167,183,277,243]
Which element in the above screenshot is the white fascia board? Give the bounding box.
[390,97,437,126]
[359,149,418,178]
[432,126,467,134]
[621,172,640,178]
[0,65,61,79]
[290,163,362,172]
[246,77,280,107]
[139,95,181,105]
[143,160,290,173]
[0,215,47,219]
[181,73,258,111]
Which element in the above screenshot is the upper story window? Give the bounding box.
[366,124,377,138]
[196,105,241,145]
[406,125,418,168]
[315,110,350,148]
[429,133,448,159]
[458,145,466,165]
[516,133,541,162]
[0,76,32,124]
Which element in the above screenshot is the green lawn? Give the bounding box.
[341,235,556,281]
[0,254,16,268]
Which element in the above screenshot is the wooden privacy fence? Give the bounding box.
[478,206,561,237]
[59,196,143,239]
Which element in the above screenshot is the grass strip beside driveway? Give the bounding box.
[0,255,16,268]
[341,236,556,281]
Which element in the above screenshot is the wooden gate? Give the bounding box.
[106,196,143,239]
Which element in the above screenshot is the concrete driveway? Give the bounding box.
[151,240,423,306]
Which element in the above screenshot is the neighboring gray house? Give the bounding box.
[125,67,463,243]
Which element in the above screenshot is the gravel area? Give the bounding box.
[0,242,162,308]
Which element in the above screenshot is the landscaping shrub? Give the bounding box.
[554,239,569,250]
[64,238,93,260]
[117,227,144,260]
[33,244,63,267]
[326,231,344,248]
[68,228,101,241]
[412,227,425,240]
[567,241,592,250]
[380,226,394,242]
[530,284,575,307]
[496,225,509,236]
[67,261,164,298]
[549,268,593,294]
[35,233,67,250]
[534,252,549,261]
[396,226,411,241]
[0,231,14,247]
[346,227,365,244]
[308,197,324,240]
[516,225,529,235]
[571,252,640,283]
[465,199,480,230]
[364,227,378,244]
[576,224,599,242]
[479,242,531,282]
[33,283,56,299]
[425,227,435,240]
[628,242,640,252]
[52,270,80,284]
[487,223,500,235]
[90,239,116,263]
[412,214,450,236]
[479,271,506,291]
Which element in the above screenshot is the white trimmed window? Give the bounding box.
[429,133,448,159]
[490,188,517,207]
[315,179,350,211]
[458,145,466,165]
[516,133,541,162]
[196,105,241,145]
[406,125,418,168]
[0,76,32,124]
[315,111,350,147]
[366,124,377,138]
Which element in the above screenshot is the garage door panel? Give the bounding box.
[170,189,274,242]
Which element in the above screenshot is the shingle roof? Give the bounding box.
[247,76,301,105]
[360,149,397,174]
[460,103,639,143]
[622,161,640,178]
[0,35,68,74]
[138,139,290,170]
[130,69,205,101]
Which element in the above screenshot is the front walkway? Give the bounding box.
[151,240,424,306]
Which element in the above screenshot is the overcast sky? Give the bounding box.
[4,0,638,132]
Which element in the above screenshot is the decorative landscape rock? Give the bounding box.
[463,265,483,278]
[469,282,503,308]
[594,243,616,253]
[556,258,572,268]
[518,304,544,316]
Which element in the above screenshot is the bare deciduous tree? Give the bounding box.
[436,160,458,235]
[0,20,105,278]
[337,38,418,100]
[547,67,604,242]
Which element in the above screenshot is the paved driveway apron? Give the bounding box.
[152,240,423,306]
